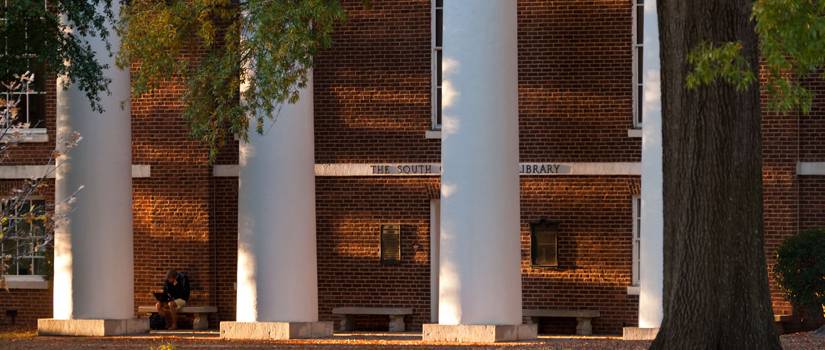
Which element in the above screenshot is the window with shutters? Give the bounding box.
[380,224,401,264]
[530,220,559,267]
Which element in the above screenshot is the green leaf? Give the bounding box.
[686,41,756,92]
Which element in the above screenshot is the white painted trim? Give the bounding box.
[632,195,641,286]
[551,162,640,176]
[131,165,151,178]
[213,164,240,177]
[425,130,442,139]
[797,162,825,175]
[430,199,440,323]
[627,286,640,296]
[0,165,151,179]
[316,163,441,176]
[1,275,49,290]
[0,128,48,143]
[214,162,641,177]
[627,129,642,138]
[0,165,54,179]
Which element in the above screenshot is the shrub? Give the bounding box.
[150,343,176,350]
[774,229,825,313]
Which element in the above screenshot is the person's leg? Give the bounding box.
[167,301,179,329]
[156,301,170,325]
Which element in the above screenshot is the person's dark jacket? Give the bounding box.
[163,272,191,301]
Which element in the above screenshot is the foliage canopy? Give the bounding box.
[0,0,115,112]
[687,0,825,114]
[118,0,346,160]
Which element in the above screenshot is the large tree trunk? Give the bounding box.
[651,1,781,349]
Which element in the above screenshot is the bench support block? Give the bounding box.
[422,324,537,343]
[338,316,353,332]
[575,317,592,336]
[37,318,149,337]
[622,327,659,340]
[388,315,406,332]
[220,321,333,340]
[192,313,209,330]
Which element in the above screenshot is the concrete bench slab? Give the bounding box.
[331,307,413,332]
[139,305,218,330]
[523,309,600,336]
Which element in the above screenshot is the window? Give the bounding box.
[380,224,401,264]
[1,199,48,276]
[431,0,443,130]
[1,1,47,129]
[632,195,641,285]
[530,220,559,267]
[632,0,644,128]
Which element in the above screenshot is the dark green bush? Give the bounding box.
[774,228,825,312]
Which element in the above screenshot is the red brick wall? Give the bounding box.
[800,178,825,229]
[212,177,238,323]
[518,0,641,162]
[521,176,639,334]
[0,289,51,326]
[130,77,217,327]
[800,76,825,161]
[314,0,439,163]
[315,177,437,330]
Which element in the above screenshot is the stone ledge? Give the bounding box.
[622,327,659,340]
[422,323,537,343]
[220,321,333,340]
[37,318,149,336]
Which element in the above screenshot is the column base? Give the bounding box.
[622,327,659,340]
[422,323,537,343]
[220,321,333,340]
[37,318,149,336]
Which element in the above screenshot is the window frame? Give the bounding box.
[431,0,443,130]
[530,219,560,268]
[1,0,48,131]
[632,195,641,286]
[631,0,644,129]
[1,197,49,277]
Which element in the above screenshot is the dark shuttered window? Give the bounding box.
[531,220,559,267]
[380,224,401,264]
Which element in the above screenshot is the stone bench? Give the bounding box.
[138,305,217,330]
[524,309,601,335]
[331,307,413,332]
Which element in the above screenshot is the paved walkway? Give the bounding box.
[0,330,822,349]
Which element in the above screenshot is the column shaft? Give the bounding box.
[236,75,318,323]
[439,0,522,325]
[53,0,134,320]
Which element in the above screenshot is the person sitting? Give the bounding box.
[155,270,191,330]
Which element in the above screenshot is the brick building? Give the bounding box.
[1,0,823,340]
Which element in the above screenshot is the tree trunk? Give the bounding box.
[651,1,782,349]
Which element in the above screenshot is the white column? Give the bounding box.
[438,0,522,326]
[52,0,134,321]
[639,0,664,329]
[235,75,318,323]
